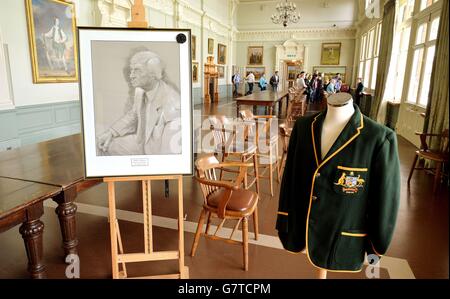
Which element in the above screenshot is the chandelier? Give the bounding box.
[271,0,301,27]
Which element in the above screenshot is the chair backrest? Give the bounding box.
[239,109,273,142]
[439,129,449,156]
[208,115,233,147]
[278,123,290,152]
[286,95,307,123]
[195,155,221,203]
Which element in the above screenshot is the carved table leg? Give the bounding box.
[19,202,46,279]
[53,187,78,258]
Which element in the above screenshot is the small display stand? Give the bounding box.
[104,175,189,279]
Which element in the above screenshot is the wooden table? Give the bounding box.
[0,177,61,278]
[234,90,290,118]
[0,134,102,258]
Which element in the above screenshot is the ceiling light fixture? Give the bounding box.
[271,0,301,27]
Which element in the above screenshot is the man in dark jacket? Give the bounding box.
[269,71,280,91]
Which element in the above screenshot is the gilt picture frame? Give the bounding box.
[247,46,263,65]
[78,27,193,177]
[217,43,226,65]
[192,62,199,83]
[321,42,341,65]
[25,0,78,83]
[208,38,214,55]
[191,35,196,61]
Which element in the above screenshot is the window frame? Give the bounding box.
[357,21,383,93]
[406,10,440,107]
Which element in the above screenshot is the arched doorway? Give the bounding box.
[275,40,308,90]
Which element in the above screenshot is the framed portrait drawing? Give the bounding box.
[78,27,193,177]
[217,43,226,65]
[217,65,225,79]
[208,38,214,55]
[247,46,263,65]
[192,62,199,83]
[245,66,265,80]
[25,0,78,83]
[191,35,196,61]
[321,42,341,65]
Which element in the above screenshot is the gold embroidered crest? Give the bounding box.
[334,172,365,194]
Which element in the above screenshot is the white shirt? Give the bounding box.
[246,73,255,83]
[296,77,307,89]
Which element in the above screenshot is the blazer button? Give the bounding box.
[312,196,318,201]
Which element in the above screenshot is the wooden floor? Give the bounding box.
[0,97,448,279]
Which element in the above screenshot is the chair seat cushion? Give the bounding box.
[417,150,448,162]
[207,188,258,212]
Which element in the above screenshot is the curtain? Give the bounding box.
[424,0,449,150]
[370,0,396,120]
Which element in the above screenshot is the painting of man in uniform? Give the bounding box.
[25,0,78,82]
[91,41,182,157]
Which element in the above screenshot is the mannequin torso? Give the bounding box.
[321,94,355,160]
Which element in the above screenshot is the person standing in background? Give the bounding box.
[326,78,336,94]
[270,71,280,91]
[296,71,307,90]
[245,71,255,95]
[233,72,241,97]
[355,77,365,106]
[259,73,267,91]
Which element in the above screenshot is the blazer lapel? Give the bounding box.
[311,112,325,168]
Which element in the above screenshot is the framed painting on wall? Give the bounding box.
[25,0,78,83]
[78,27,193,177]
[245,66,265,81]
[313,66,347,82]
[208,38,214,55]
[247,46,263,65]
[192,62,199,83]
[217,65,225,79]
[321,42,341,65]
[191,35,196,61]
[217,43,226,65]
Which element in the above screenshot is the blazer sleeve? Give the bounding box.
[276,121,299,233]
[366,131,401,259]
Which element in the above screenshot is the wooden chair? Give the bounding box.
[278,123,292,181]
[239,109,280,196]
[286,94,307,125]
[190,155,259,271]
[407,129,449,194]
[208,115,260,195]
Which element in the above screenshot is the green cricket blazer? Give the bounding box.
[276,105,400,272]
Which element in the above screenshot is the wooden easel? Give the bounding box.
[102,2,188,279]
[105,175,189,279]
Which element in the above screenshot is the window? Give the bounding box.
[407,15,440,106]
[357,21,382,91]
[420,0,439,11]
[404,0,415,21]
[394,26,411,101]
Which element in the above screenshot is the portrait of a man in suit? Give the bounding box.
[96,50,181,156]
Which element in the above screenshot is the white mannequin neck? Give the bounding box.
[321,100,355,159]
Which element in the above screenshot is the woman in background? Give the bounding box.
[259,73,267,91]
